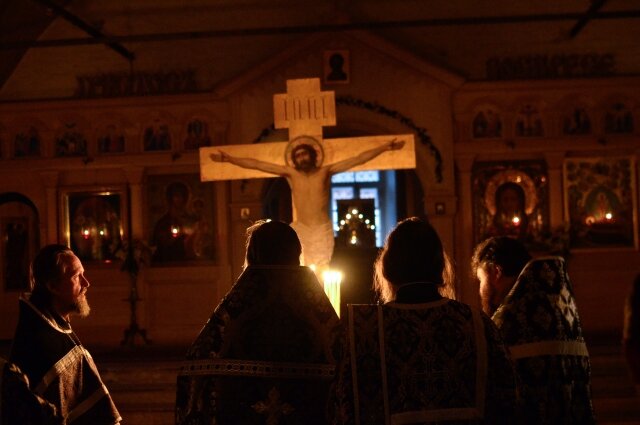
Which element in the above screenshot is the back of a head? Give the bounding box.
[29,244,74,309]
[245,220,301,267]
[472,236,532,277]
[375,217,453,301]
[166,181,188,200]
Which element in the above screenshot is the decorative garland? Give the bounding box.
[336,96,442,183]
[251,96,442,182]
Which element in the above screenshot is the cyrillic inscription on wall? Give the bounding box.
[74,69,197,98]
[486,54,615,80]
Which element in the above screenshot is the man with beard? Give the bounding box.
[212,137,403,268]
[472,237,595,424]
[9,245,121,425]
[472,236,532,317]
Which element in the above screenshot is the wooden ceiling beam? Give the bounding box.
[568,0,609,39]
[2,8,639,50]
[30,0,135,61]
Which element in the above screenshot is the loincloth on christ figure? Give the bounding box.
[290,220,335,268]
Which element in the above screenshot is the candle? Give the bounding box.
[322,270,342,317]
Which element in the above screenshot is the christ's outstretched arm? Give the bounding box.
[327,138,405,174]
[211,150,289,176]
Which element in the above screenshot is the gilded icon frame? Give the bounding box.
[563,156,638,249]
[59,186,128,263]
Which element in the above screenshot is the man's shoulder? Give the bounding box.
[429,298,476,316]
[426,299,501,335]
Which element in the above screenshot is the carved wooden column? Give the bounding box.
[425,192,458,260]
[122,165,150,345]
[39,171,59,245]
[124,166,145,239]
[545,152,566,229]
[454,154,477,307]
[214,181,230,267]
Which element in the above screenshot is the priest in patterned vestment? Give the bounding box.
[473,236,596,424]
[176,220,341,424]
[332,217,517,425]
[9,245,121,425]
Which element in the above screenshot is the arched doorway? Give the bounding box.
[0,192,40,292]
[0,192,40,338]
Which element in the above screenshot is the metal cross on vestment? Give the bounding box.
[251,386,295,425]
[411,355,450,390]
[550,286,578,328]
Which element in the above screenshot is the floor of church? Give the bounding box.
[2,338,639,424]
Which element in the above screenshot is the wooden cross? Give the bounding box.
[200,78,415,182]
[200,78,415,269]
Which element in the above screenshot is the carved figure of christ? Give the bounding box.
[200,78,416,267]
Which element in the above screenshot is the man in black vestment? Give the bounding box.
[176,220,341,424]
[473,236,596,424]
[10,245,121,425]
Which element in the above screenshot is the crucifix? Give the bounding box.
[200,78,415,269]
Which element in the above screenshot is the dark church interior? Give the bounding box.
[1,0,640,423]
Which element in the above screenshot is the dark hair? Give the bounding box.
[374,217,454,302]
[29,244,74,309]
[245,220,301,267]
[291,144,317,167]
[471,236,532,278]
[165,181,189,201]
